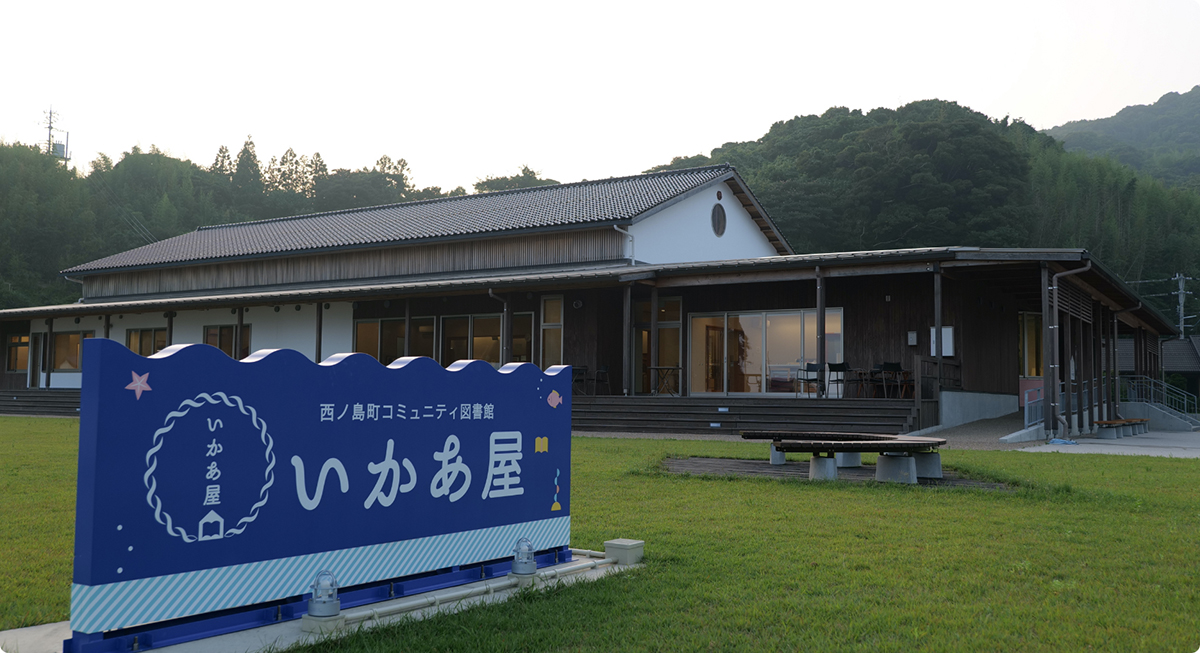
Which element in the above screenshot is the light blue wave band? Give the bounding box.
[71,515,569,633]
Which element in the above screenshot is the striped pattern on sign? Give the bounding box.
[71,515,569,633]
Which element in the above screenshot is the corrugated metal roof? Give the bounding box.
[64,165,737,274]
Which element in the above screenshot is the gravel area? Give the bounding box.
[574,411,1036,451]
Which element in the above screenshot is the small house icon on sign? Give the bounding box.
[198,510,225,541]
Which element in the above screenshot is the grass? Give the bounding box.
[2,419,1199,651]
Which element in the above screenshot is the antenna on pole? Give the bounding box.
[43,107,70,162]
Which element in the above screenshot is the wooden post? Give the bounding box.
[103,314,111,340]
[1080,312,1089,434]
[165,311,174,347]
[1041,263,1054,435]
[234,307,244,360]
[1063,312,1073,435]
[933,266,942,404]
[1108,312,1118,417]
[403,299,411,357]
[913,352,923,428]
[315,302,324,363]
[650,285,659,394]
[816,266,826,398]
[622,284,632,396]
[45,317,54,389]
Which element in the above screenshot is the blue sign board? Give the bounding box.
[72,338,571,634]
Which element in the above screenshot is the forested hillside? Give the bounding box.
[4,99,1200,318]
[0,138,556,309]
[1045,86,1200,192]
[650,100,1200,311]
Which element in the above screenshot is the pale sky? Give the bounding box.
[4,0,1199,193]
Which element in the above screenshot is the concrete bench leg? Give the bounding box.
[809,454,838,480]
[875,453,917,484]
[913,452,942,479]
[1097,426,1119,440]
[1138,422,1148,435]
[770,444,786,466]
[835,452,861,468]
[1121,424,1133,438]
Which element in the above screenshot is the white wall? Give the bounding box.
[628,181,779,265]
[31,302,356,388]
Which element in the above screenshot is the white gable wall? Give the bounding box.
[628,181,779,265]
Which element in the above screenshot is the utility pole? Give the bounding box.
[43,108,69,162]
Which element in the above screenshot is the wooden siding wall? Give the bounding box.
[84,229,626,299]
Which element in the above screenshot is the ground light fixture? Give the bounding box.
[512,537,537,576]
[300,570,346,633]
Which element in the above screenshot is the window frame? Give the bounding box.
[51,331,95,372]
[203,324,252,360]
[540,295,564,368]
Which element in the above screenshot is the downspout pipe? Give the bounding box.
[1049,261,1092,435]
[613,225,635,263]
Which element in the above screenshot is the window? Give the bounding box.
[635,297,682,393]
[1018,313,1043,377]
[6,335,29,372]
[711,204,726,237]
[53,332,94,371]
[204,325,251,359]
[440,313,535,366]
[690,309,844,394]
[541,296,563,368]
[355,318,436,363]
[126,328,167,357]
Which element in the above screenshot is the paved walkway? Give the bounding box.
[1021,430,1200,457]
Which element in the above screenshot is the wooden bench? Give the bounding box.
[741,431,947,484]
[1094,418,1150,439]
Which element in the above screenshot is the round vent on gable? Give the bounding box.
[711,203,727,237]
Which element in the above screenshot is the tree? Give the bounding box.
[473,165,558,193]
[209,145,233,181]
[232,136,264,218]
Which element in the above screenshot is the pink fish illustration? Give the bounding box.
[546,390,563,408]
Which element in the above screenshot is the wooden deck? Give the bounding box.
[663,456,1010,491]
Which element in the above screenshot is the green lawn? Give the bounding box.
[3,418,1199,650]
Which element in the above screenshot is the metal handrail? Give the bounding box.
[1120,375,1199,417]
[1023,387,1043,428]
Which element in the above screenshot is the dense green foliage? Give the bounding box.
[1045,86,1200,192]
[651,100,1200,311]
[0,138,479,309]
[473,165,560,193]
[6,422,1199,650]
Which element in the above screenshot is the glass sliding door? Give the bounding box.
[689,309,844,396]
[727,314,764,393]
[690,315,725,393]
[766,313,803,394]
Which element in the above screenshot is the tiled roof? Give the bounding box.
[1118,337,1200,372]
[65,165,736,274]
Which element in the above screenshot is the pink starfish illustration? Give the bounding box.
[125,371,152,400]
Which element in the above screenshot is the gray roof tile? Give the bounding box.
[65,165,735,274]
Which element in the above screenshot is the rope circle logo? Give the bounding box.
[143,392,276,542]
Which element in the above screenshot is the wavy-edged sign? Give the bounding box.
[72,338,571,634]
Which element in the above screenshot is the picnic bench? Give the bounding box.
[1094,418,1150,439]
[741,431,947,484]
